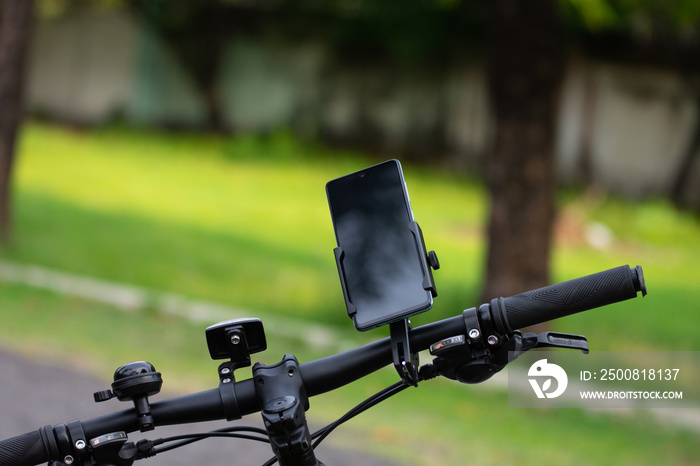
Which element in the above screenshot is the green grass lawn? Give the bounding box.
[1,122,699,465]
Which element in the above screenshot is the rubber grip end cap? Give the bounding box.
[633,265,647,297]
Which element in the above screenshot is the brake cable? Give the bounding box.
[152,426,270,456]
[127,378,416,464]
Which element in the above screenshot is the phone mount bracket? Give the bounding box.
[333,246,357,319]
[408,221,439,298]
[333,221,439,329]
[390,319,419,386]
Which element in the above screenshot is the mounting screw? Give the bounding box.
[220,367,231,375]
[487,335,500,346]
[222,378,232,384]
[468,328,480,340]
[74,440,86,451]
[64,455,74,465]
[230,334,241,345]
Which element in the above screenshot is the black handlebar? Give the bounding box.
[0,315,468,466]
[0,265,647,466]
[487,265,646,333]
[80,314,468,438]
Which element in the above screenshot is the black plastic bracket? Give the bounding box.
[205,318,267,367]
[67,420,89,464]
[206,319,267,421]
[333,246,356,320]
[390,319,419,386]
[217,361,242,422]
[408,221,438,298]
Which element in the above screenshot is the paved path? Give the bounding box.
[0,348,402,466]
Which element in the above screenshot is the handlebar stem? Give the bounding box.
[253,355,325,466]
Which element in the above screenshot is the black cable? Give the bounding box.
[145,380,414,464]
[150,426,270,456]
[311,380,408,448]
[260,381,410,466]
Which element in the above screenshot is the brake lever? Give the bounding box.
[521,331,589,354]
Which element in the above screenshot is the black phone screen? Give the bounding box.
[326,160,432,330]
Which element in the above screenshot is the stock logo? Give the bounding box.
[528,359,568,399]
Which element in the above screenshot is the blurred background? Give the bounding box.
[0,0,699,465]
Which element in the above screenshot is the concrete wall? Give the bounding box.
[27,9,139,122]
[27,9,206,126]
[24,9,700,203]
[557,58,699,198]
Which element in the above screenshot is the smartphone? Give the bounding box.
[326,159,435,331]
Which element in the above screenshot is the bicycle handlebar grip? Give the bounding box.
[0,429,49,466]
[490,265,646,333]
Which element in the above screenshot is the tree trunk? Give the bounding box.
[0,0,35,245]
[671,92,700,210]
[482,0,564,301]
